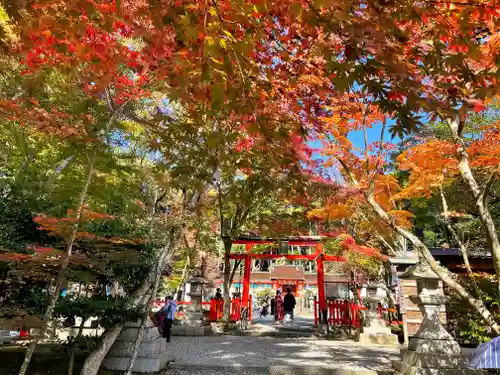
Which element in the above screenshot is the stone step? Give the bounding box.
[167,363,395,375]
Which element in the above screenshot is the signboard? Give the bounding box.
[325,282,351,299]
[270,265,305,280]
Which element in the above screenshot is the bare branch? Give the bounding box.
[376,234,397,256]
[481,171,497,205]
[337,158,358,185]
[154,189,168,213]
[439,187,481,296]
[105,85,115,112]
[217,182,226,237]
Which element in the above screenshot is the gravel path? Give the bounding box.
[166,336,399,372]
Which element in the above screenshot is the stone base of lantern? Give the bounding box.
[359,331,399,346]
[392,327,486,374]
[391,321,486,374]
[358,316,399,346]
[184,310,203,323]
[176,309,208,336]
[172,325,208,336]
[359,326,399,345]
[393,360,488,375]
[102,319,173,373]
[393,349,488,375]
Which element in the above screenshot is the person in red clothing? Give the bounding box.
[274,290,284,323]
[19,327,29,337]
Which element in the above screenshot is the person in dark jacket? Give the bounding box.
[283,288,296,322]
[260,295,269,318]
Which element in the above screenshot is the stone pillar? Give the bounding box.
[393,258,486,375]
[359,283,399,346]
[102,318,173,373]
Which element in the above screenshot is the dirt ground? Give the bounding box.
[0,346,88,375]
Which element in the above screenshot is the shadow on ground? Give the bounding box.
[168,336,399,372]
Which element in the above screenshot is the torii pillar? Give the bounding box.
[316,243,327,325]
[242,244,252,309]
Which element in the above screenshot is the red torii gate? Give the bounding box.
[229,236,345,323]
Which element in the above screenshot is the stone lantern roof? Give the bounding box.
[185,276,211,285]
[399,256,440,281]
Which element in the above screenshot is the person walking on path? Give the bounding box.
[283,288,296,322]
[260,295,269,318]
[156,296,176,343]
[274,290,284,324]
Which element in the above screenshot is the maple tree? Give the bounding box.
[237,0,500,334]
[0,2,310,374]
[0,2,180,373]
[308,90,500,333]
[395,102,500,291]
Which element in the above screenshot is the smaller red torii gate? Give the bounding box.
[229,236,345,323]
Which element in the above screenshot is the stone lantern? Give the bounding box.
[183,275,210,335]
[393,256,483,374]
[359,283,399,345]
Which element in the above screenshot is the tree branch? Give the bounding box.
[105,85,115,113]
[480,171,497,206]
[216,182,227,237]
[423,0,497,8]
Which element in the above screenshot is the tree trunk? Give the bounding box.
[366,194,500,334]
[79,325,124,375]
[80,260,159,375]
[18,155,96,375]
[175,252,191,298]
[222,239,232,329]
[18,102,128,375]
[447,115,500,296]
[68,318,86,375]
[125,231,178,375]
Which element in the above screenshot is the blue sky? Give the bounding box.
[307,118,401,181]
[309,118,400,157]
